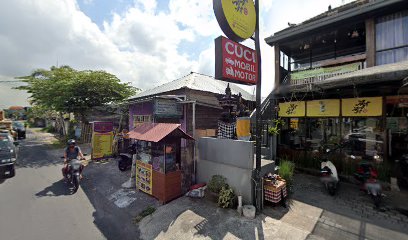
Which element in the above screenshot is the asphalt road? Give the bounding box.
[0,129,106,240]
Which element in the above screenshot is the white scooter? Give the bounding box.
[320,149,339,196]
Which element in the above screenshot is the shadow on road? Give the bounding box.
[35,179,72,197]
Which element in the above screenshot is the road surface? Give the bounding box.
[0,129,107,240]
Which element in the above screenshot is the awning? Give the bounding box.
[128,123,194,142]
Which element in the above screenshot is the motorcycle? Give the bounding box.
[118,143,136,171]
[320,148,339,196]
[354,158,382,208]
[65,157,83,193]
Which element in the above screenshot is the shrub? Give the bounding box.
[218,186,235,208]
[207,175,227,194]
[279,159,295,190]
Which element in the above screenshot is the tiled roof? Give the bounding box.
[130,72,255,101]
[128,123,194,142]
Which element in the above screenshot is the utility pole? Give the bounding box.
[254,0,263,212]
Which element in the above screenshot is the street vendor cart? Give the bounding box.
[128,123,194,203]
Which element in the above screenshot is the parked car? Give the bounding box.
[12,121,26,139]
[0,135,18,183]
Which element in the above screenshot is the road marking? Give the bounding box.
[108,189,136,208]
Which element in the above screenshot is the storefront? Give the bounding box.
[128,123,194,203]
[276,96,400,179]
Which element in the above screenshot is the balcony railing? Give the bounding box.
[287,61,365,86]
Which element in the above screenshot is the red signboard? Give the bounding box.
[215,36,258,85]
[93,121,113,133]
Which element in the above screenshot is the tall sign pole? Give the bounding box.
[254,0,263,212]
[213,0,262,211]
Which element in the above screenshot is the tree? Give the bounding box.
[17,66,138,122]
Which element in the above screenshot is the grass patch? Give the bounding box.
[132,206,156,224]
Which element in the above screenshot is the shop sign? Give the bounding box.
[278,101,305,117]
[386,95,408,108]
[307,99,340,117]
[92,132,114,160]
[215,36,257,85]
[93,121,113,133]
[213,0,256,42]
[342,97,383,117]
[291,62,362,81]
[92,121,114,160]
[136,160,152,195]
[154,99,182,118]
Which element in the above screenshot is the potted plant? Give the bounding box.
[206,175,227,202]
[218,185,236,208]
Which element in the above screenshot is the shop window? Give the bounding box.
[376,10,408,65]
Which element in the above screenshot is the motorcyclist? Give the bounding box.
[62,139,85,179]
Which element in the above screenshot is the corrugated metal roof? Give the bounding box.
[128,123,194,142]
[130,72,255,101]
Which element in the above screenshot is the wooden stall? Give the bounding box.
[128,123,194,203]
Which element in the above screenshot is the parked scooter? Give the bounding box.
[354,157,382,208]
[118,143,136,171]
[320,148,339,196]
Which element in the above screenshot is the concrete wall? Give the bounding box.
[197,137,254,204]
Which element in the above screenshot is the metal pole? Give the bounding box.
[254,0,263,212]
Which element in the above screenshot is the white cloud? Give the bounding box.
[0,0,356,107]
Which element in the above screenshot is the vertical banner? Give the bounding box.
[92,121,114,160]
[136,160,153,195]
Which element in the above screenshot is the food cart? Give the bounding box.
[128,123,194,203]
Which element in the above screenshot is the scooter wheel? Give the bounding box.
[118,161,127,171]
[373,195,381,208]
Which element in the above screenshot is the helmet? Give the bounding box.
[67,139,76,145]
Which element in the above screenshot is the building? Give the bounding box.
[263,0,408,181]
[127,72,255,138]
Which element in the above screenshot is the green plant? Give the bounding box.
[132,206,156,224]
[207,175,227,194]
[218,186,235,208]
[278,159,295,190]
[268,118,285,135]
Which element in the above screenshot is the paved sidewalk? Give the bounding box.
[137,174,408,240]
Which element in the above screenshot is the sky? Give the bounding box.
[0,0,353,108]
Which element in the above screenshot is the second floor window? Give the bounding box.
[376,10,408,65]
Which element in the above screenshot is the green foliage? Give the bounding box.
[132,206,156,224]
[218,186,235,208]
[17,66,138,122]
[278,159,295,190]
[268,118,285,135]
[207,175,228,194]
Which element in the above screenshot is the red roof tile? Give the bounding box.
[128,123,194,142]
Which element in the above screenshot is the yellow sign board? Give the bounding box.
[342,97,383,117]
[92,132,113,159]
[136,161,153,195]
[307,99,340,117]
[213,0,256,42]
[278,101,305,117]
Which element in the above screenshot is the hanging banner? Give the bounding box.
[278,101,306,117]
[215,36,258,85]
[213,0,256,42]
[136,160,152,195]
[342,97,383,117]
[307,99,340,117]
[92,121,114,160]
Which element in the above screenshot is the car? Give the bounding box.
[0,136,18,183]
[12,121,26,139]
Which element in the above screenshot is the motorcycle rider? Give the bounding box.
[62,139,85,179]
